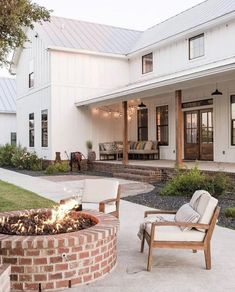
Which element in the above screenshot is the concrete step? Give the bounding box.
[113,172,161,183]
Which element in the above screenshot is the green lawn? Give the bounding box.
[0,180,56,212]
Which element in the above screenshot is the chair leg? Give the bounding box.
[192,249,197,253]
[147,245,153,271]
[140,230,145,253]
[204,244,211,270]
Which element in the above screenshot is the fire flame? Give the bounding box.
[0,199,88,236]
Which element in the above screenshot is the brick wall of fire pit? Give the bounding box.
[0,209,119,291]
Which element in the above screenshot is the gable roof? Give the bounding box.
[130,0,235,53]
[34,16,142,55]
[0,78,16,113]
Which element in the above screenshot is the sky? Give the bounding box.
[0,0,205,77]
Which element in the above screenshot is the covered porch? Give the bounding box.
[76,65,235,167]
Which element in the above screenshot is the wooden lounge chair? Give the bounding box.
[81,179,120,218]
[140,191,220,271]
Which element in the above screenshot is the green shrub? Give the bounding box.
[161,167,232,197]
[0,144,16,167]
[10,145,42,170]
[225,207,235,218]
[45,163,69,175]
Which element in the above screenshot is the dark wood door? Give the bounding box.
[184,109,213,161]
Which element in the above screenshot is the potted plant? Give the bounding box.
[86,140,96,161]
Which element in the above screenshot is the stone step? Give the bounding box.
[120,168,159,176]
[113,172,161,183]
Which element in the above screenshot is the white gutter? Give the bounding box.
[75,57,235,107]
[128,11,235,57]
[47,46,127,59]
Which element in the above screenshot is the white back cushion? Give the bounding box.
[190,190,218,231]
[82,179,119,203]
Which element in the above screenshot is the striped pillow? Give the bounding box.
[175,203,200,231]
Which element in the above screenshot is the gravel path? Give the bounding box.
[123,183,235,230]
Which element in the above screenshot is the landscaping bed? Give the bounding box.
[123,182,235,230]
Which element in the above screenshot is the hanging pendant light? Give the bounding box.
[138,101,146,109]
[211,83,222,96]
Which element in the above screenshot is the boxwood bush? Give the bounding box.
[161,167,232,197]
[45,163,70,175]
[225,208,235,218]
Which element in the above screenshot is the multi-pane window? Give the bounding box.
[29,59,34,88]
[156,105,168,145]
[11,132,17,146]
[142,53,153,74]
[29,113,34,147]
[41,110,48,147]
[137,108,148,141]
[189,34,204,60]
[231,96,235,145]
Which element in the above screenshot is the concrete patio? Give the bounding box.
[0,168,235,292]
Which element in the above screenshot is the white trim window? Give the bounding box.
[189,34,204,60]
[142,53,153,74]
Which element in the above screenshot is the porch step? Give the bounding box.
[113,167,161,183]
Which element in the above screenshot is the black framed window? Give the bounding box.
[11,132,17,146]
[29,72,34,88]
[29,59,34,88]
[41,110,48,147]
[142,53,153,74]
[137,108,148,141]
[231,96,235,145]
[189,34,204,60]
[29,113,34,147]
[156,105,168,145]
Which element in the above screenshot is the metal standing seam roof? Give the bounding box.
[0,78,16,113]
[34,0,235,56]
[34,16,142,55]
[129,0,235,53]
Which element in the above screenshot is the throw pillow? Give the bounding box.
[175,203,200,231]
[144,141,153,151]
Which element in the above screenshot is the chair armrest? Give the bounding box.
[99,198,118,204]
[151,221,210,230]
[144,210,177,217]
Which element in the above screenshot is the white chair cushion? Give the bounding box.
[82,179,119,203]
[190,190,218,232]
[175,203,200,231]
[145,224,205,242]
[82,203,116,214]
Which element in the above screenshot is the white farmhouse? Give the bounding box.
[11,0,235,164]
[0,78,16,146]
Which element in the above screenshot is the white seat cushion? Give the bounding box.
[82,203,116,214]
[145,224,205,242]
[82,179,119,203]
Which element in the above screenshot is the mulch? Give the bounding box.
[123,183,235,230]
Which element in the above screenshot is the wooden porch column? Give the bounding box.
[122,101,129,165]
[175,90,183,167]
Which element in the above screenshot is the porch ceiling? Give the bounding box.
[75,58,235,107]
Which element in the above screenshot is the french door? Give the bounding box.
[184,109,213,161]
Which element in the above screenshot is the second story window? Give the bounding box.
[142,53,153,74]
[29,113,34,147]
[29,59,34,88]
[189,34,204,60]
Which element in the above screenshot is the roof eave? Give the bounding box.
[47,46,128,59]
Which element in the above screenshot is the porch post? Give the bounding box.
[122,101,129,165]
[175,90,183,167]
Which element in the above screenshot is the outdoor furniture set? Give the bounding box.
[99,140,159,160]
[62,180,219,272]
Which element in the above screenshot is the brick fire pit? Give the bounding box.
[0,209,119,291]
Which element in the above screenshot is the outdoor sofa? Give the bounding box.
[99,140,159,160]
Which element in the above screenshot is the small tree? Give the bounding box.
[0,0,51,66]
